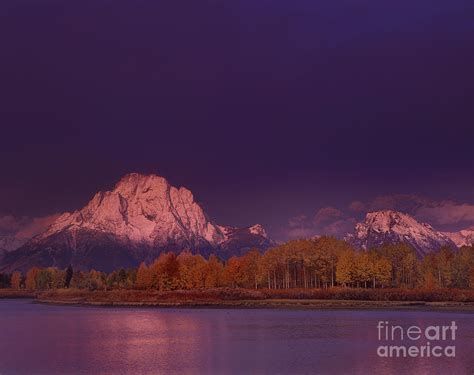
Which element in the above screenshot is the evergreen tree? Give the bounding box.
[65,265,74,288]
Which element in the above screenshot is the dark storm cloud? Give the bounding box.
[283,207,356,240]
[0,213,60,251]
[0,214,59,236]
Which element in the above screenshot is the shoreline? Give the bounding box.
[0,290,36,299]
[3,288,474,311]
[34,298,474,311]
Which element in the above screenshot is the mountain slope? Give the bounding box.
[346,210,456,257]
[0,214,59,253]
[443,227,474,248]
[0,236,24,254]
[0,173,273,272]
[217,224,274,257]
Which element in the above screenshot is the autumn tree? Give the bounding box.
[336,250,356,287]
[36,268,53,289]
[135,262,153,289]
[317,237,351,287]
[367,250,391,288]
[149,252,181,290]
[222,250,260,288]
[52,269,66,289]
[378,244,418,287]
[25,267,41,291]
[70,271,87,289]
[223,256,242,288]
[177,251,207,289]
[259,248,279,289]
[107,268,135,289]
[437,247,455,288]
[461,246,474,288]
[86,270,106,291]
[241,249,261,289]
[16,243,474,293]
[10,272,22,290]
[205,255,224,287]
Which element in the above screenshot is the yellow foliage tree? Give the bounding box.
[25,267,40,291]
[205,255,224,287]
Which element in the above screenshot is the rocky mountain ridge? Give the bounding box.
[346,210,457,257]
[0,173,273,272]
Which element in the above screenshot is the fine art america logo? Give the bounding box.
[377,321,457,358]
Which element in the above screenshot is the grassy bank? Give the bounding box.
[2,288,474,310]
[0,289,36,299]
[29,287,474,310]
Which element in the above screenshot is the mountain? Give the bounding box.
[0,214,60,254]
[217,224,273,257]
[0,237,22,268]
[443,227,474,248]
[345,210,456,257]
[0,173,273,272]
[0,236,24,254]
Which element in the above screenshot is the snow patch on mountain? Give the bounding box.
[249,224,267,237]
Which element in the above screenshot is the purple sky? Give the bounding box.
[1,0,473,240]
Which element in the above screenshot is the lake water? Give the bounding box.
[0,300,473,374]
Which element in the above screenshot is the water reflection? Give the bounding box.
[0,300,473,374]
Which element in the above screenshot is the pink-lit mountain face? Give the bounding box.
[443,227,474,248]
[1,174,470,273]
[0,174,273,272]
[345,210,457,257]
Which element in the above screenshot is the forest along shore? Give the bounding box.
[2,288,474,311]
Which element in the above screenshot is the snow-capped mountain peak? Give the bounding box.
[39,172,225,247]
[0,173,273,272]
[346,210,456,257]
[249,224,267,237]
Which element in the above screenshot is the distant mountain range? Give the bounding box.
[0,173,273,272]
[345,210,458,257]
[0,174,472,272]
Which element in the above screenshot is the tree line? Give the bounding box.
[1,237,474,291]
